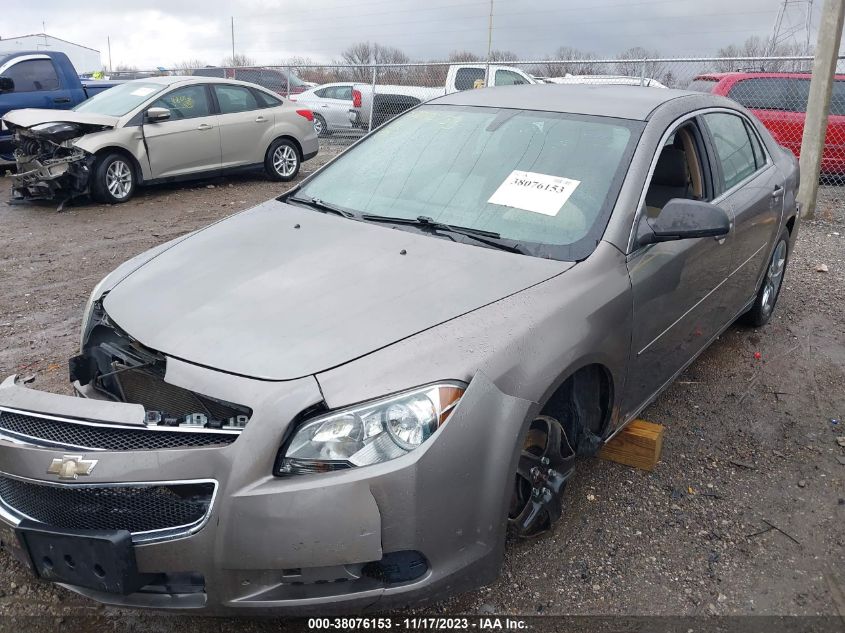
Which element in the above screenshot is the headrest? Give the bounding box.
[653,147,688,187]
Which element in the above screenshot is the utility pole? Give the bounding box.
[107,36,112,72]
[485,0,493,87]
[797,0,845,219]
[231,17,235,63]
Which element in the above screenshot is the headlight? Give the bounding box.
[276,382,465,476]
[79,275,110,351]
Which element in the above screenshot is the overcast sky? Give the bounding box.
[3,0,827,69]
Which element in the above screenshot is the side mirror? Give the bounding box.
[145,106,171,122]
[0,76,14,93]
[638,199,730,247]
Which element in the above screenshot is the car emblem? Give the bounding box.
[47,455,98,480]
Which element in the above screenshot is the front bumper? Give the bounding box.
[0,367,533,614]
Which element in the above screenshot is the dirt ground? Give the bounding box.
[0,154,843,629]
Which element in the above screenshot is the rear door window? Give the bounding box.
[703,112,760,191]
[728,77,809,112]
[333,85,353,100]
[495,69,528,86]
[6,59,60,92]
[213,84,259,113]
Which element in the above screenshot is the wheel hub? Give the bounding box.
[509,415,576,538]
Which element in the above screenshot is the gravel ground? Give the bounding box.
[0,157,842,630]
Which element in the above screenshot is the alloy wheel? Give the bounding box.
[508,415,576,538]
[313,116,324,136]
[273,145,298,177]
[105,160,132,199]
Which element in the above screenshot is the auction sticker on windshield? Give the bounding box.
[488,170,580,216]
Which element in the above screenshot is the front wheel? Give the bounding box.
[740,229,789,327]
[91,153,136,203]
[508,415,576,539]
[265,138,300,181]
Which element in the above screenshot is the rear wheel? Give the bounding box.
[508,415,576,539]
[91,153,136,204]
[313,114,329,137]
[740,229,789,327]
[265,138,300,181]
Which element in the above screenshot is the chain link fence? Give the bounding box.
[156,56,845,190]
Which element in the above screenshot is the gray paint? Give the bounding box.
[0,88,800,613]
[103,200,570,380]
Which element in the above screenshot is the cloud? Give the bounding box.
[3,0,823,69]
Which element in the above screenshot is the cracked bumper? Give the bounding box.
[0,369,533,614]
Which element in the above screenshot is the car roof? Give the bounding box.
[123,75,273,90]
[431,83,695,121]
[694,71,845,80]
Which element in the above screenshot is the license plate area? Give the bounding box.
[17,520,152,595]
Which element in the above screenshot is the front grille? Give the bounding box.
[0,476,215,537]
[0,410,238,451]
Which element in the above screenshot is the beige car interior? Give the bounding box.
[644,124,705,217]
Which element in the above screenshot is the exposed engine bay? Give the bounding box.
[71,301,252,432]
[6,121,104,207]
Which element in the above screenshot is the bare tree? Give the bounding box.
[488,49,519,62]
[714,36,813,73]
[340,41,409,82]
[222,53,255,67]
[448,50,482,62]
[615,46,668,83]
[542,47,598,77]
[171,59,209,75]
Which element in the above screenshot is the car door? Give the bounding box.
[322,85,354,129]
[142,84,221,179]
[701,111,783,310]
[212,83,270,168]
[623,115,735,414]
[0,56,73,116]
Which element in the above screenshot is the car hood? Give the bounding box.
[2,108,118,130]
[103,199,572,380]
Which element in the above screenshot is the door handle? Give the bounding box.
[53,97,71,104]
[772,185,784,198]
[321,104,329,108]
[255,116,267,122]
[197,123,213,130]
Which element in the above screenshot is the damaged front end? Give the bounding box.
[70,298,252,437]
[7,121,104,205]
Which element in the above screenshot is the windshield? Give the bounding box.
[74,82,166,116]
[297,104,641,260]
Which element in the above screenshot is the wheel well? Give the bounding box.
[539,364,613,452]
[94,147,143,184]
[270,135,303,159]
[786,215,796,235]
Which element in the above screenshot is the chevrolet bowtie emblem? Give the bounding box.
[47,455,98,480]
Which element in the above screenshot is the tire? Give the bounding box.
[740,229,790,327]
[313,114,329,137]
[264,138,300,181]
[507,415,576,539]
[91,152,136,204]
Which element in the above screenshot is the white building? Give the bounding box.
[0,33,101,73]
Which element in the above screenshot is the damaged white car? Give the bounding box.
[3,76,319,207]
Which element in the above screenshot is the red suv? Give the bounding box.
[688,72,845,174]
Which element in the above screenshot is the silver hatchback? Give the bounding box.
[3,76,319,204]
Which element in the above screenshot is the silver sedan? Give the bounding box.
[3,76,319,204]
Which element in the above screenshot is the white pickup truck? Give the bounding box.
[348,63,537,130]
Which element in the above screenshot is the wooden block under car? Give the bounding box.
[598,419,664,471]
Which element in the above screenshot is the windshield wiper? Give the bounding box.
[360,214,529,254]
[287,194,358,219]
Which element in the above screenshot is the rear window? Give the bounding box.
[687,78,719,92]
[455,68,485,91]
[728,77,810,112]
